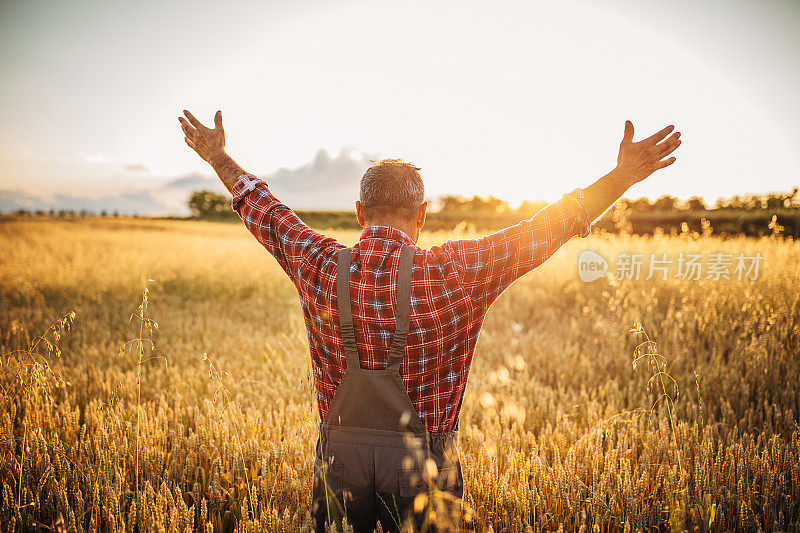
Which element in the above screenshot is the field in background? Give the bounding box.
[1,217,799,532]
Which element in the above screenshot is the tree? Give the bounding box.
[438,195,468,213]
[652,195,678,211]
[437,195,510,214]
[685,196,705,211]
[627,197,653,212]
[188,190,235,219]
[765,188,798,209]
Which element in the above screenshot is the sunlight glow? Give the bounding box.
[0,0,797,214]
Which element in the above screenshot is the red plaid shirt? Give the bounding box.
[231,173,591,432]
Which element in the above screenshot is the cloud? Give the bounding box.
[124,163,150,173]
[0,148,377,215]
[164,172,226,193]
[0,152,178,214]
[0,153,163,195]
[265,147,376,210]
[83,153,108,163]
[0,188,172,215]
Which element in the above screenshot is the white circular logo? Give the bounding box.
[578,249,608,282]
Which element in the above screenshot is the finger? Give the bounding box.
[185,137,196,149]
[183,109,205,129]
[656,157,676,169]
[179,119,196,138]
[655,131,681,148]
[622,120,634,144]
[214,110,223,130]
[178,116,196,130]
[655,131,681,153]
[643,124,675,145]
[656,137,681,158]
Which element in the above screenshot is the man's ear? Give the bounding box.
[416,201,427,229]
[356,200,366,227]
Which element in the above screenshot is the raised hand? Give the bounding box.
[616,121,681,185]
[179,109,226,164]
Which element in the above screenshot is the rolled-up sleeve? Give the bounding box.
[230,172,263,209]
[560,188,592,238]
[432,188,592,310]
[230,173,339,281]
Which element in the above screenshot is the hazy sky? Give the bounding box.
[0,0,798,213]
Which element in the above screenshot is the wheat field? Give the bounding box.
[0,217,798,532]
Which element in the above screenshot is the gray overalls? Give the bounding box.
[311,245,464,532]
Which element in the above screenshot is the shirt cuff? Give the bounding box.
[230,172,264,212]
[562,188,592,238]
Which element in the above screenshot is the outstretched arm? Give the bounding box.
[178,109,339,279]
[435,120,682,310]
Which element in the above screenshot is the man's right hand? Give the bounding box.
[616,121,682,185]
[179,109,227,165]
[179,109,248,194]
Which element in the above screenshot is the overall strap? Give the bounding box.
[336,247,361,370]
[386,245,416,373]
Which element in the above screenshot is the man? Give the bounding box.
[178,110,680,532]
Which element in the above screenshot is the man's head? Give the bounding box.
[356,159,428,243]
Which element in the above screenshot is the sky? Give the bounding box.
[0,0,798,214]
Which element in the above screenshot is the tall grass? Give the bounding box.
[0,217,798,531]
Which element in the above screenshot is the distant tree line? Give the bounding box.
[598,188,800,238]
[613,188,799,213]
[435,188,800,215]
[6,187,798,238]
[5,208,132,218]
[184,187,800,237]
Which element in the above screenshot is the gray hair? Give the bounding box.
[359,159,425,219]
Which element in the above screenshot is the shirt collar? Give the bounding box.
[359,224,414,245]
